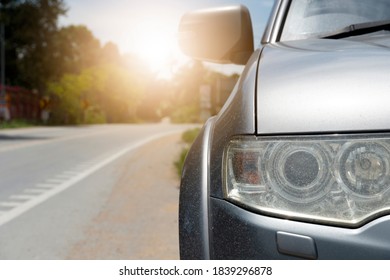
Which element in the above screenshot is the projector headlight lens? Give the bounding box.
[336,143,390,199]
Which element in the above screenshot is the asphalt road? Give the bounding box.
[0,123,194,259]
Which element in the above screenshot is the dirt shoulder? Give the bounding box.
[67,133,183,259]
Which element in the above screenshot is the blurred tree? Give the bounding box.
[1,1,239,125]
[51,25,101,78]
[0,0,67,91]
[96,63,144,123]
[48,63,144,124]
[47,73,87,124]
[0,1,155,124]
[100,41,122,66]
[169,60,205,123]
[167,60,240,123]
[137,78,174,122]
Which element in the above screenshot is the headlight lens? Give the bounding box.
[223,135,390,227]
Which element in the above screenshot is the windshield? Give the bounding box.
[281,0,390,41]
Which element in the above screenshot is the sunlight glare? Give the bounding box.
[128,20,185,79]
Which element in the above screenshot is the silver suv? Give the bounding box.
[178,0,390,259]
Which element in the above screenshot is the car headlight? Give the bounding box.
[223,134,390,227]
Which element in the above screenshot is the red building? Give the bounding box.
[0,85,40,121]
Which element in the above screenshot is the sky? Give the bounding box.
[59,0,274,77]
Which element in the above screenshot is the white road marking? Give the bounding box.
[55,173,77,179]
[9,195,37,201]
[45,178,67,184]
[0,202,22,208]
[34,184,57,189]
[61,171,80,175]
[0,131,180,227]
[23,189,46,194]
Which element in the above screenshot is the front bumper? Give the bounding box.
[209,197,390,259]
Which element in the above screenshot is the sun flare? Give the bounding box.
[125,20,186,79]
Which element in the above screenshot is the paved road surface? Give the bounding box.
[0,124,194,259]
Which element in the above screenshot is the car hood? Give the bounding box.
[256,32,390,134]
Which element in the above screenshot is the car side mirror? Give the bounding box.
[178,5,254,65]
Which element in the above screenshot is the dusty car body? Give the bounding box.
[178,0,390,259]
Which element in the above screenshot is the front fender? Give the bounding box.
[179,117,215,259]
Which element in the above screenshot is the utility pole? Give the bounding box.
[0,22,5,120]
[1,22,4,95]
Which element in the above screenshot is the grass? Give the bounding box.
[174,127,200,178]
[181,127,200,144]
[0,119,37,129]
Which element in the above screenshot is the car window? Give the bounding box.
[281,0,390,41]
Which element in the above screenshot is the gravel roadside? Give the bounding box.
[66,133,183,259]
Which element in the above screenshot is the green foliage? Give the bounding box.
[170,105,199,124]
[167,60,238,123]
[84,108,106,124]
[0,119,36,129]
[47,64,144,124]
[50,25,102,78]
[182,127,201,144]
[96,63,143,123]
[47,72,89,124]
[1,1,238,125]
[174,147,190,178]
[174,127,200,178]
[2,0,147,125]
[2,0,67,90]
[168,61,204,122]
